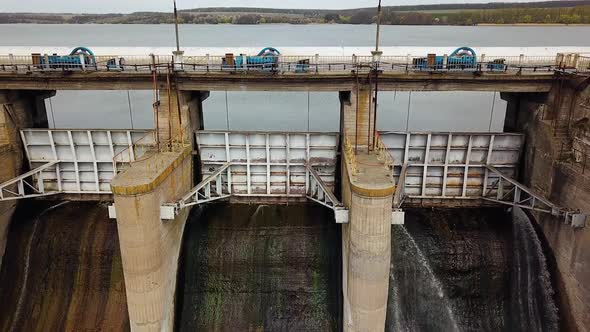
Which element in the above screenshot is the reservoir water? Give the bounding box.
[1,24,589,47]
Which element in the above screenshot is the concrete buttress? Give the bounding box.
[111,88,202,331]
[111,147,193,331]
[341,151,395,331]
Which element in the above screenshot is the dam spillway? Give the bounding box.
[0,203,565,331]
[175,204,342,331]
[0,201,129,331]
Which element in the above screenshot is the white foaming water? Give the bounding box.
[391,225,461,332]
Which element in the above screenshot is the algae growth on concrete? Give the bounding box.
[0,201,129,332]
[175,203,342,331]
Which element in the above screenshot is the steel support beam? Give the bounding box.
[0,161,60,201]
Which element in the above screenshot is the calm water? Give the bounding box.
[1,24,589,47]
[2,23,581,132]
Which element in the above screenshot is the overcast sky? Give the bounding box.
[2,0,545,14]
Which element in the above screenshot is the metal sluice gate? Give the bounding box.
[160,131,348,223]
[0,129,585,226]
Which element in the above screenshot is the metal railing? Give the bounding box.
[112,130,157,172]
[374,132,394,171]
[1,53,588,74]
[343,136,359,176]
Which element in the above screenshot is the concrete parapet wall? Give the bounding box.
[341,150,395,332]
[111,147,192,332]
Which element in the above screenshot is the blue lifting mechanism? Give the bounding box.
[223,47,281,71]
[33,47,96,70]
[413,47,507,71]
[414,47,478,70]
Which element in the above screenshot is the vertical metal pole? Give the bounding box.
[166,68,173,148]
[367,72,372,154]
[372,0,383,150]
[127,90,134,129]
[375,0,382,52]
[355,74,360,155]
[173,0,181,52]
[151,56,160,152]
[373,69,379,151]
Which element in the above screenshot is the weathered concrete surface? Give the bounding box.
[0,202,129,331]
[0,91,49,269]
[341,151,395,332]
[111,146,193,332]
[0,71,555,92]
[157,90,203,146]
[343,87,375,148]
[509,80,590,331]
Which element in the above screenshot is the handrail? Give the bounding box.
[112,130,157,169]
[343,136,358,176]
[374,132,394,171]
[1,53,588,73]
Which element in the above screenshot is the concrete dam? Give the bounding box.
[0,48,588,331]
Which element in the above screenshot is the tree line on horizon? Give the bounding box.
[0,1,589,25]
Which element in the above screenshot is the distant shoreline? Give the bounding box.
[477,23,590,26]
[1,23,590,26]
[1,1,589,25]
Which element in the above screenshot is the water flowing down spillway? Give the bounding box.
[508,207,559,331]
[0,202,563,332]
[0,201,129,332]
[387,208,561,332]
[175,203,342,331]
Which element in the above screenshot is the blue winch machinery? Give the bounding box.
[222,47,282,71]
[413,47,507,71]
[32,47,96,69]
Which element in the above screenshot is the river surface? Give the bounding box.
[1,24,589,47]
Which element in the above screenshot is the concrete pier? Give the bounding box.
[341,152,395,332]
[0,91,49,268]
[339,80,396,331]
[111,147,193,331]
[111,85,199,331]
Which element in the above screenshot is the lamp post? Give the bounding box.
[172,0,184,71]
[371,0,383,150]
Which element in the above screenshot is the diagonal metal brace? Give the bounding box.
[0,161,60,201]
[160,162,232,219]
[483,165,560,215]
[306,164,348,224]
